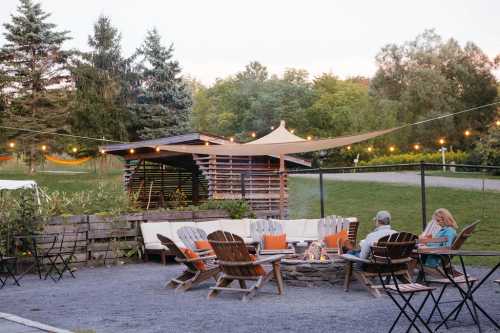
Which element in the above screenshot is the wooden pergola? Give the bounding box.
[102,131,311,216]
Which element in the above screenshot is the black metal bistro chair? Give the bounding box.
[43,229,87,281]
[371,232,436,333]
[0,240,20,289]
[14,233,59,280]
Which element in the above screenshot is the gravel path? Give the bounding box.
[294,172,500,192]
[0,263,499,333]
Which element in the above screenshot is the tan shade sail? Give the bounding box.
[248,120,305,144]
[155,127,399,156]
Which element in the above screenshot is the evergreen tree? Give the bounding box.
[70,15,130,152]
[128,28,192,140]
[0,0,71,172]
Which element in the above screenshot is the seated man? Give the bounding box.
[351,210,397,259]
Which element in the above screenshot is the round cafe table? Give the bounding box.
[418,249,500,332]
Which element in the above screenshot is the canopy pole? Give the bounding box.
[279,154,285,219]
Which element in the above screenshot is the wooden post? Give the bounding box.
[279,154,285,219]
[192,168,199,204]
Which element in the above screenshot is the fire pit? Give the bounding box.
[280,241,346,287]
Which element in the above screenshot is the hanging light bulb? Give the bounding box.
[307,135,312,141]
[129,148,135,154]
[204,141,209,146]
[438,138,445,145]
[347,146,351,151]
[229,137,234,142]
[155,146,160,152]
[100,149,106,154]
[367,147,373,153]
[496,120,500,126]
[270,126,275,130]
[72,147,78,153]
[41,145,47,152]
[414,144,421,151]
[389,146,395,152]
[8,142,15,148]
[251,132,256,138]
[290,129,295,134]
[464,130,471,137]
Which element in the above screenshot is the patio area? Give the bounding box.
[1,262,499,333]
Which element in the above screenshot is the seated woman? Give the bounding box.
[420,208,458,268]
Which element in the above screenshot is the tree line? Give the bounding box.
[1,0,499,171]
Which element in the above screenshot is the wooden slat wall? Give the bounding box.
[194,154,287,215]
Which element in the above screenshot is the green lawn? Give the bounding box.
[289,177,500,266]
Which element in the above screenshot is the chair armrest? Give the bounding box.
[176,255,217,263]
[217,254,284,267]
[419,237,449,245]
[253,254,285,265]
[340,253,370,264]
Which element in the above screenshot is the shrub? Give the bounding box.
[358,151,469,166]
[198,199,254,219]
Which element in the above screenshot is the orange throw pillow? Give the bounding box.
[324,230,348,248]
[263,234,287,250]
[182,248,206,271]
[249,254,266,276]
[195,240,213,253]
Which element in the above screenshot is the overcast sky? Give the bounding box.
[1,0,499,85]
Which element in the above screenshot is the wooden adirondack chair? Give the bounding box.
[177,226,209,251]
[207,230,284,301]
[420,220,480,278]
[157,234,220,292]
[341,232,417,297]
[250,219,295,255]
[318,215,359,254]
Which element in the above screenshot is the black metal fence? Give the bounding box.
[240,162,500,232]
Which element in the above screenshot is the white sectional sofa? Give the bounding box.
[140,217,358,263]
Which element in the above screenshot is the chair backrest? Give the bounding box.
[250,219,283,243]
[318,215,351,240]
[208,230,261,277]
[157,233,197,271]
[451,220,480,251]
[177,226,208,250]
[371,232,417,264]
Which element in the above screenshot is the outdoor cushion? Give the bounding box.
[195,240,213,251]
[196,220,221,234]
[279,219,305,239]
[182,248,206,271]
[324,229,348,248]
[141,222,172,246]
[249,254,266,276]
[263,234,287,250]
[302,219,321,239]
[144,243,168,251]
[219,219,250,237]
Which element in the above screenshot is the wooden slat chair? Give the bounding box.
[420,220,480,279]
[341,233,414,297]
[207,230,284,301]
[318,215,358,254]
[371,232,435,333]
[177,226,209,252]
[250,219,295,256]
[157,234,219,292]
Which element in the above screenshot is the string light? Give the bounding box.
[367,147,373,152]
[464,130,471,137]
[229,137,234,143]
[270,126,275,130]
[438,138,445,145]
[129,148,135,154]
[496,120,500,126]
[389,146,395,152]
[346,146,351,151]
[41,145,47,151]
[100,149,106,154]
[414,144,421,151]
[251,132,256,138]
[8,142,15,148]
[72,147,78,153]
[306,135,312,141]
[204,141,209,146]
[290,129,295,134]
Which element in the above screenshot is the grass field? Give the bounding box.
[2,165,499,265]
[289,176,500,266]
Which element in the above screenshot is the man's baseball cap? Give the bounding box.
[373,210,391,224]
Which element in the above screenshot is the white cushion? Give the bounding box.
[195,220,221,235]
[140,222,172,245]
[219,219,250,237]
[145,243,168,250]
[302,219,321,239]
[280,219,306,238]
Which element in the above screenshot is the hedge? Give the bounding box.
[358,151,469,166]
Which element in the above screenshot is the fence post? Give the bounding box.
[319,168,325,218]
[240,172,246,199]
[420,161,427,231]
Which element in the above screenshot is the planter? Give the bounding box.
[193,209,229,221]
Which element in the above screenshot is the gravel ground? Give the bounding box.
[294,172,500,192]
[0,263,499,333]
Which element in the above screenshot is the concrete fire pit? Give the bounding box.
[280,257,346,288]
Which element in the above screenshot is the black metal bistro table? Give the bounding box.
[426,249,500,332]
